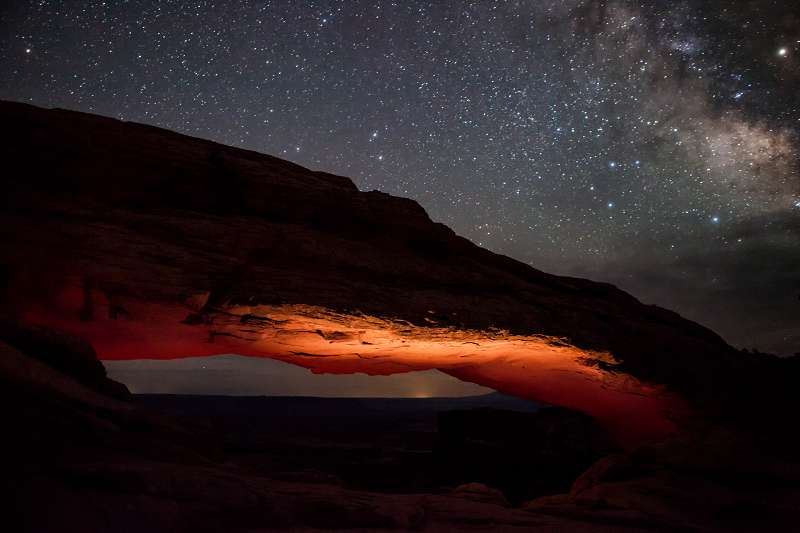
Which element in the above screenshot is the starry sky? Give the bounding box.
[1,0,798,355]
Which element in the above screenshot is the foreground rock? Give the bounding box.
[526,432,800,531]
[2,100,796,445]
[0,320,129,399]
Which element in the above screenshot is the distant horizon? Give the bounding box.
[131,391,500,399]
[104,354,494,398]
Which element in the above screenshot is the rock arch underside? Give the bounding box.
[1,101,790,449]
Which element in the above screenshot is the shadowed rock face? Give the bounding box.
[0,100,774,445]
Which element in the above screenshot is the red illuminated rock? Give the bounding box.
[5,321,797,533]
[0,100,789,446]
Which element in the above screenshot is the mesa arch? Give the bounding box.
[0,101,747,448]
[23,285,687,446]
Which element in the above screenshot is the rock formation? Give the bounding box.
[1,100,797,446]
[4,307,798,532]
[3,100,800,531]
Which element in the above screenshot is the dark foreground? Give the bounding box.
[4,323,800,532]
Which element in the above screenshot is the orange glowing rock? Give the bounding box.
[1,101,745,447]
[24,289,685,445]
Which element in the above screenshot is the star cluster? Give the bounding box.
[1,0,798,353]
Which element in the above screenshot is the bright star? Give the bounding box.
[777,47,788,57]
[25,48,31,54]
[711,216,720,224]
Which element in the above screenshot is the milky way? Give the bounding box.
[1,1,798,354]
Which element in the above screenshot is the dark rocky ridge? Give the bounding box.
[0,101,729,353]
[0,100,797,442]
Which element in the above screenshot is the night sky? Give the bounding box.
[1,1,798,355]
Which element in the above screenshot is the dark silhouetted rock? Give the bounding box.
[0,320,129,399]
[451,482,510,506]
[3,100,796,446]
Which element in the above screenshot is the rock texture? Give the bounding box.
[3,100,800,532]
[0,320,129,399]
[0,100,796,445]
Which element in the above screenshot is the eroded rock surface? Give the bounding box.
[3,101,800,531]
[0,100,796,446]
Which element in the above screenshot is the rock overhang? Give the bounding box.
[0,100,753,447]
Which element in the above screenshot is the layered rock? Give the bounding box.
[0,100,792,445]
[3,100,800,531]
